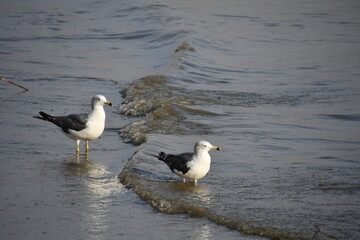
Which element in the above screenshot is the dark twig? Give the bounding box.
[0,77,29,91]
[312,225,338,240]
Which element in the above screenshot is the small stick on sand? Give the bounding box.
[0,77,29,91]
[312,225,338,240]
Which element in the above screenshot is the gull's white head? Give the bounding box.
[194,140,221,153]
[91,95,112,109]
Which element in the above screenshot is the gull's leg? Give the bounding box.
[76,140,80,153]
[85,141,89,153]
[182,178,186,183]
[194,179,198,186]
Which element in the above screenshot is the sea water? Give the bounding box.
[1,0,359,239]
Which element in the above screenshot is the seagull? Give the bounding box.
[34,95,112,153]
[153,140,221,184]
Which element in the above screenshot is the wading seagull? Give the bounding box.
[153,140,221,184]
[34,95,112,153]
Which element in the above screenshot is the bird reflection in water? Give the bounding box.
[194,224,212,240]
[166,181,212,205]
[61,154,123,237]
[166,182,214,239]
[61,154,93,177]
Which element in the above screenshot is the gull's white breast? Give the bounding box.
[69,107,105,141]
[183,153,211,180]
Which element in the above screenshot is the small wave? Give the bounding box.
[118,75,307,145]
[148,30,191,43]
[118,75,217,144]
[120,75,305,116]
[115,4,170,14]
[175,42,196,52]
[119,75,185,117]
[319,113,360,121]
[116,78,210,143]
[318,182,360,191]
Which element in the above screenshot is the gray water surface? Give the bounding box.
[1,0,360,239]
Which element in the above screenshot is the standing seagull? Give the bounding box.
[154,140,221,184]
[34,95,112,153]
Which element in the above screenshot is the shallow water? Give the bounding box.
[1,0,360,239]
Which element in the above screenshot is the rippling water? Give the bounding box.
[1,0,359,239]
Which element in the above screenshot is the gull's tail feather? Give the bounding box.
[33,111,55,122]
[149,152,168,161]
[158,152,167,161]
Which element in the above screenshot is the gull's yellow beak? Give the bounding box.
[211,145,221,151]
[105,101,112,107]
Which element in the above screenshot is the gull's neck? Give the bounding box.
[89,104,105,118]
[194,149,210,160]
